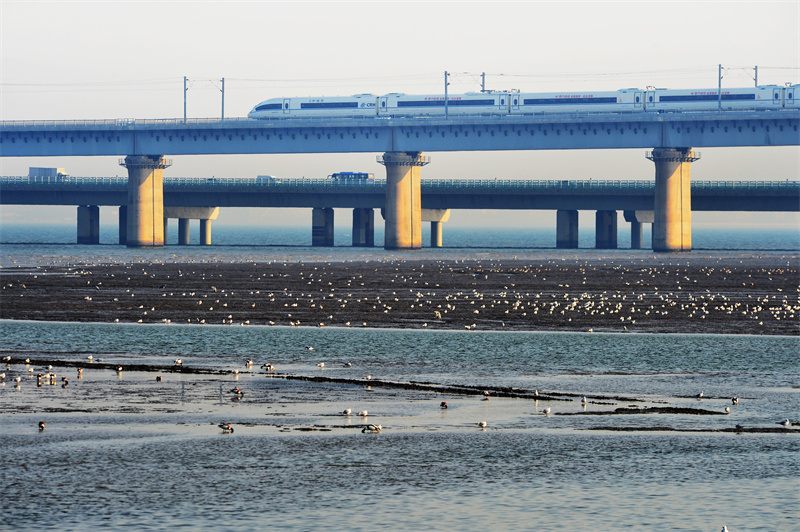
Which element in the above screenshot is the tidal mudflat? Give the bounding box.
[2,254,797,335]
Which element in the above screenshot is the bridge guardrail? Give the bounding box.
[1,175,798,192]
[3,108,797,129]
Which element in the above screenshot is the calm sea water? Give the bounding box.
[0,224,798,531]
[0,321,798,531]
[1,222,800,250]
[1,222,798,269]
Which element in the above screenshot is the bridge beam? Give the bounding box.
[77,205,100,245]
[312,207,334,247]
[647,148,699,252]
[120,155,171,248]
[556,209,579,249]
[378,152,430,250]
[352,208,374,247]
[595,210,618,249]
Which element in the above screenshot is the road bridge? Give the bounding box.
[2,110,799,251]
[2,176,797,249]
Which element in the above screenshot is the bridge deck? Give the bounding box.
[2,177,798,212]
[2,110,798,156]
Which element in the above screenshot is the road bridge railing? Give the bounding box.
[2,175,798,193]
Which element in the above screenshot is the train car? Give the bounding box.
[329,172,375,181]
[646,85,787,111]
[377,92,510,117]
[780,85,797,108]
[248,85,797,119]
[512,89,643,114]
[248,94,378,119]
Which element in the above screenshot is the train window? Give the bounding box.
[648,96,653,102]
[775,93,780,99]
[501,99,505,105]
[789,93,794,99]
[381,101,386,107]
[285,103,289,109]
[635,96,640,103]
[513,99,518,105]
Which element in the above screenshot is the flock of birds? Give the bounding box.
[3,258,797,333]
[3,353,798,438]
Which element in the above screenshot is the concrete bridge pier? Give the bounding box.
[431,222,444,248]
[352,208,374,247]
[378,152,430,250]
[199,219,211,246]
[178,218,190,245]
[77,205,100,244]
[312,207,334,247]
[120,155,171,248]
[595,210,618,249]
[163,207,219,246]
[630,220,642,249]
[624,210,654,249]
[423,209,451,248]
[647,148,699,252]
[118,206,127,245]
[556,209,579,248]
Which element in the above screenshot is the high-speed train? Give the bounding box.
[247,85,797,119]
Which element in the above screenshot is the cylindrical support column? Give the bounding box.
[352,208,374,247]
[630,220,643,250]
[77,205,100,245]
[120,155,171,248]
[595,210,618,249]
[646,148,699,252]
[312,208,335,247]
[199,219,212,246]
[431,221,443,248]
[118,206,127,245]
[556,209,579,249]
[378,152,430,250]
[178,218,191,245]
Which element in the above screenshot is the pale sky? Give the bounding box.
[1,1,798,229]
